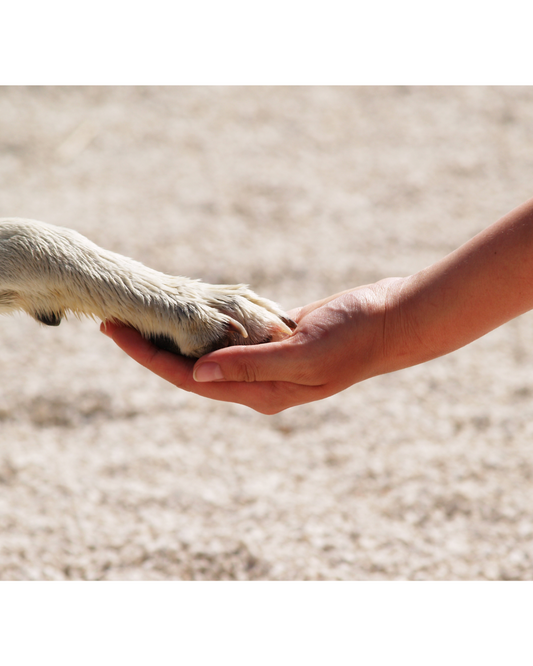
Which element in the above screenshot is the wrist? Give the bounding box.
[379,274,441,375]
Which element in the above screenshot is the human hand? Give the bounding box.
[101,278,405,414]
[100,197,533,413]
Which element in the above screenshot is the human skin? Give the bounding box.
[102,197,533,414]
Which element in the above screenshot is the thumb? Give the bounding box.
[193,339,299,384]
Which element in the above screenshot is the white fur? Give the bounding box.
[0,218,295,357]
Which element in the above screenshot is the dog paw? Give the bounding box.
[0,218,297,358]
[145,281,297,358]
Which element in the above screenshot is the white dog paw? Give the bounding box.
[147,284,297,357]
[0,218,296,358]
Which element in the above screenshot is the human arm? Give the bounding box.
[102,197,533,414]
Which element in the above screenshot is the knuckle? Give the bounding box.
[232,357,259,383]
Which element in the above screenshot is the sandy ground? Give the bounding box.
[0,86,533,580]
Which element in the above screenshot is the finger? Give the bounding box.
[101,322,325,413]
[101,321,196,388]
[192,333,314,385]
[291,286,369,320]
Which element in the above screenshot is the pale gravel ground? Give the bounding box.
[1,86,533,579]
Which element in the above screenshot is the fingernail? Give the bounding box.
[193,362,225,382]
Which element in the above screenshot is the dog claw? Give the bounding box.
[280,315,297,331]
[227,318,248,338]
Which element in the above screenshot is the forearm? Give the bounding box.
[390,197,533,368]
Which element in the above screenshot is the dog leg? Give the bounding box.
[0,218,296,358]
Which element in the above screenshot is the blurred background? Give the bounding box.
[0,86,533,579]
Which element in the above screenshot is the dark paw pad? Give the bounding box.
[35,312,62,326]
[149,334,183,355]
